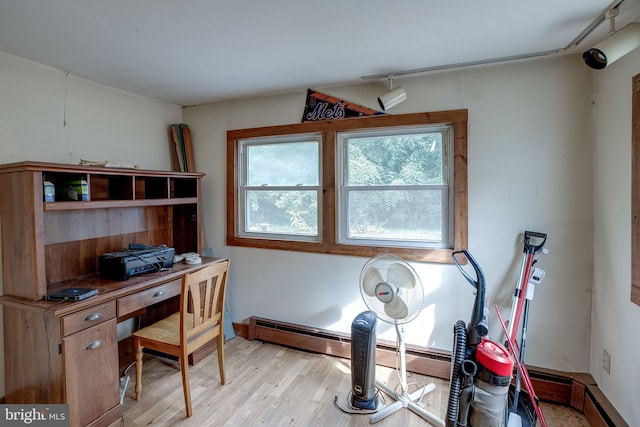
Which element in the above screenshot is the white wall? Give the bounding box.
[184,55,594,373]
[0,51,182,397]
[0,52,180,168]
[591,47,640,425]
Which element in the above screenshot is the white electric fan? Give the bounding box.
[360,254,445,427]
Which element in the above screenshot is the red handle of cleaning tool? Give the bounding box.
[495,305,547,427]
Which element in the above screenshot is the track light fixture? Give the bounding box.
[583,12,640,70]
[377,75,407,111]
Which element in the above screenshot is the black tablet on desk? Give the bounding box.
[45,288,98,301]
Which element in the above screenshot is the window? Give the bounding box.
[238,135,321,241]
[338,126,453,249]
[227,110,468,263]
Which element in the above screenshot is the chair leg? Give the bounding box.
[217,333,226,385]
[134,339,143,401]
[179,354,192,417]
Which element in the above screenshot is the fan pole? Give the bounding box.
[398,324,408,394]
[369,324,445,427]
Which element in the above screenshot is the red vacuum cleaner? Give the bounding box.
[446,250,514,427]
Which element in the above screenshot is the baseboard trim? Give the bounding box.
[234,316,628,427]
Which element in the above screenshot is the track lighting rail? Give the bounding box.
[361,0,628,81]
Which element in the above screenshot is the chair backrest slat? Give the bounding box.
[203,275,213,321]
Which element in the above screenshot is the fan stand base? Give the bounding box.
[370,381,445,427]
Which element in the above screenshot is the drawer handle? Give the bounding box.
[84,340,103,350]
[84,313,102,322]
[153,291,165,297]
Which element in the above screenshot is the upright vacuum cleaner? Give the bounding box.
[446,250,514,427]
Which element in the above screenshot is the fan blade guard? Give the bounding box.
[359,254,424,325]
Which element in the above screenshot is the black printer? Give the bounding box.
[98,246,175,281]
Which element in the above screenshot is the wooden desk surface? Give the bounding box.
[0,256,227,317]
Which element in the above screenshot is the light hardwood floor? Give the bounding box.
[111,336,590,426]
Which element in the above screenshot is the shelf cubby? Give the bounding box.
[135,176,170,199]
[0,161,205,301]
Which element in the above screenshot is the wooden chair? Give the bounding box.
[132,260,230,417]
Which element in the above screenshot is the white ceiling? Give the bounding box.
[1,0,639,107]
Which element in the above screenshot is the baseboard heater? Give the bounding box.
[241,316,628,427]
[248,316,460,380]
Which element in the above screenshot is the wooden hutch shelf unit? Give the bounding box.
[0,161,220,427]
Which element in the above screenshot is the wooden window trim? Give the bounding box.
[632,73,640,305]
[226,110,468,263]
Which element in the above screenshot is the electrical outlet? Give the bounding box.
[603,349,611,374]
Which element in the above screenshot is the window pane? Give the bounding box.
[246,190,318,235]
[347,190,443,242]
[347,133,443,186]
[246,141,319,186]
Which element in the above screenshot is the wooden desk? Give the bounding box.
[0,257,226,427]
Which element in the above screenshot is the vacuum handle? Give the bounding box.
[476,307,489,338]
[453,250,488,344]
[524,231,547,254]
[452,250,485,291]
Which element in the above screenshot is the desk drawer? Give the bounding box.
[61,301,117,337]
[117,278,182,318]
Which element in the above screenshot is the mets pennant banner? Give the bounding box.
[302,89,385,122]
